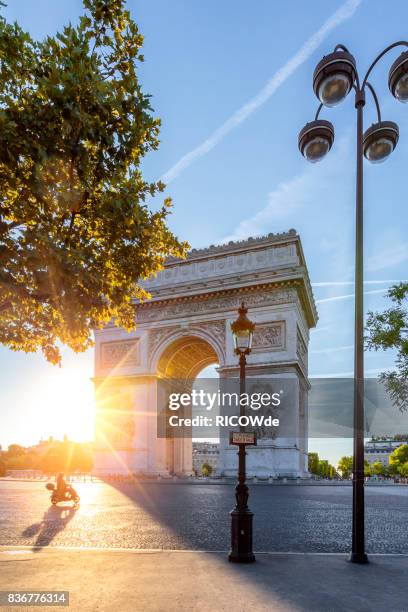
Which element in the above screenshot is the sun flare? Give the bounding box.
[20,357,95,445]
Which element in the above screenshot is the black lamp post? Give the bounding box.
[299,42,408,564]
[228,302,256,563]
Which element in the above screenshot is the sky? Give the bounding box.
[1,0,408,463]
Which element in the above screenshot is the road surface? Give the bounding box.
[0,480,407,553]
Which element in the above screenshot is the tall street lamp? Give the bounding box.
[229,302,256,563]
[299,42,408,564]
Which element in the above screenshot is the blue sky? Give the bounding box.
[1,0,408,463]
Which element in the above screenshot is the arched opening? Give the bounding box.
[156,335,220,476]
[157,336,218,380]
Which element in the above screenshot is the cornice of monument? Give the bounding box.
[166,229,299,265]
[133,231,317,327]
[134,277,318,328]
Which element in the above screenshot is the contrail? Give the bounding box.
[160,0,362,185]
[311,368,387,378]
[311,345,354,354]
[316,288,386,304]
[312,280,407,287]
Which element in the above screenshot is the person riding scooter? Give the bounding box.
[45,473,80,506]
[56,473,78,501]
[56,472,67,497]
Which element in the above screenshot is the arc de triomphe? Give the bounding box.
[93,230,317,478]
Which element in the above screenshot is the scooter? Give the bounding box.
[45,482,80,507]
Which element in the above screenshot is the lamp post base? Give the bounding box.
[228,509,255,563]
[349,552,369,564]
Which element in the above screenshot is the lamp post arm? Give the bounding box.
[365,82,382,122]
[362,41,408,89]
[332,43,361,88]
[314,103,323,120]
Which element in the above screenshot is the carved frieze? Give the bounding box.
[100,339,140,369]
[191,320,226,347]
[252,321,285,352]
[148,320,226,359]
[136,288,297,323]
[142,243,298,289]
[297,329,308,373]
[148,325,181,357]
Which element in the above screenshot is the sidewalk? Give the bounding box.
[1,548,407,611]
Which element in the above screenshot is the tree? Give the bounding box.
[6,444,26,457]
[201,462,213,477]
[317,459,327,477]
[366,283,408,412]
[317,459,337,478]
[389,444,408,475]
[330,464,338,479]
[399,461,408,478]
[308,452,319,475]
[38,439,93,473]
[370,461,385,477]
[364,459,371,477]
[0,0,187,364]
[338,455,353,479]
[308,452,337,478]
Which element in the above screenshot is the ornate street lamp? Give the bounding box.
[229,302,256,563]
[389,51,408,102]
[362,121,399,163]
[298,119,334,162]
[299,41,408,564]
[313,50,356,106]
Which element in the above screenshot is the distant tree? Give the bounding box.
[0,457,5,476]
[370,461,385,477]
[69,442,93,472]
[0,439,93,473]
[4,455,26,470]
[366,283,408,412]
[307,454,337,478]
[318,459,336,478]
[6,444,26,458]
[201,462,213,477]
[328,464,338,479]
[364,460,371,477]
[38,439,93,473]
[39,444,65,474]
[338,456,353,479]
[308,452,319,475]
[387,461,398,477]
[382,464,391,478]
[399,461,408,478]
[389,444,408,475]
[0,0,187,364]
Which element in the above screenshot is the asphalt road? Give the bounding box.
[0,481,407,553]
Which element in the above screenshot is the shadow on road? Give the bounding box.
[22,505,77,551]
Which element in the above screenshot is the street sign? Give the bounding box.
[229,431,257,445]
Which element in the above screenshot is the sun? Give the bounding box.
[20,351,95,445]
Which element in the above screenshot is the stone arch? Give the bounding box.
[154,333,221,475]
[93,232,318,478]
[150,327,225,377]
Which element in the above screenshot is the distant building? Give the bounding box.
[27,437,55,455]
[365,436,408,467]
[192,442,219,474]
